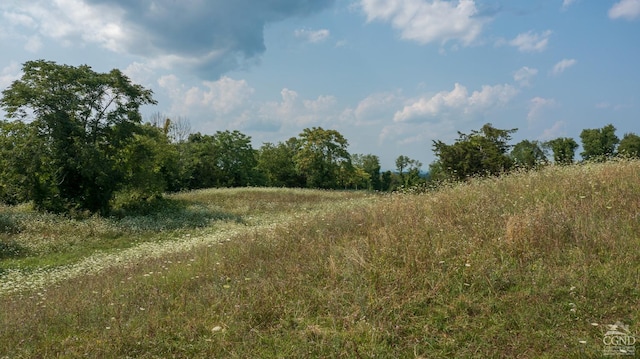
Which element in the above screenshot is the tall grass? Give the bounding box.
[0,160,638,357]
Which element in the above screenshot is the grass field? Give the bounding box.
[0,160,639,358]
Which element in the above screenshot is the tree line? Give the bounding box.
[1,61,639,215]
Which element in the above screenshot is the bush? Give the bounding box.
[0,212,21,234]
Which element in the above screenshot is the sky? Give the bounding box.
[0,0,639,170]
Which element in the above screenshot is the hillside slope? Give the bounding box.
[1,160,639,358]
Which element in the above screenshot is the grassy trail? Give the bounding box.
[1,161,639,358]
[0,190,374,296]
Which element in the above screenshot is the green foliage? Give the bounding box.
[380,170,393,191]
[580,123,619,161]
[294,127,352,189]
[351,154,381,190]
[432,123,516,181]
[0,60,157,215]
[395,155,423,187]
[0,212,22,235]
[180,130,259,189]
[257,139,305,187]
[617,133,640,158]
[510,139,547,169]
[211,130,258,187]
[544,137,578,165]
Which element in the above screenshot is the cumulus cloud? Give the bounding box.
[1,0,132,51]
[258,89,338,128]
[509,30,552,52]
[527,97,557,123]
[540,121,566,140]
[1,0,335,78]
[609,0,640,20]
[393,83,518,122]
[514,66,538,87]
[158,74,255,117]
[359,0,487,45]
[551,58,576,75]
[294,28,330,43]
[0,62,21,90]
[341,92,401,125]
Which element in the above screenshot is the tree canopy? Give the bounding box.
[2,60,638,212]
[617,133,640,158]
[580,124,619,161]
[510,140,547,170]
[544,137,578,165]
[431,123,517,181]
[294,127,352,189]
[0,60,157,214]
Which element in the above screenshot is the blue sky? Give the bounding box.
[1,0,639,170]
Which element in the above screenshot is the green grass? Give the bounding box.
[1,161,639,358]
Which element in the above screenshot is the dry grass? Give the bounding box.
[1,160,639,358]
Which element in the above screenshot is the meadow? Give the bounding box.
[0,160,638,358]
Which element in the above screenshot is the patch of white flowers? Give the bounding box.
[0,196,377,296]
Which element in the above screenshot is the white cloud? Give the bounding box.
[360,0,487,45]
[468,84,518,108]
[1,1,335,78]
[158,75,255,116]
[528,97,557,123]
[294,28,330,43]
[509,30,552,52]
[552,58,577,75]
[540,121,566,140]
[24,35,42,52]
[304,95,337,112]
[52,0,125,50]
[258,88,339,128]
[2,11,37,28]
[340,91,401,127]
[562,0,577,10]
[0,62,21,90]
[609,0,640,20]
[514,66,538,87]
[123,62,156,88]
[393,83,518,122]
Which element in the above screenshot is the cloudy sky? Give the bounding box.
[1,0,639,170]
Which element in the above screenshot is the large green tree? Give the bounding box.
[617,133,640,158]
[0,120,51,205]
[294,127,352,189]
[352,154,381,190]
[395,155,423,187]
[211,130,258,187]
[257,138,305,187]
[544,137,578,165]
[510,140,547,170]
[579,124,619,161]
[432,123,517,181]
[0,60,157,214]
